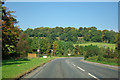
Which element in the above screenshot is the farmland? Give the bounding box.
[74,42,116,50]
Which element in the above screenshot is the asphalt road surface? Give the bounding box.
[22,57,119,79]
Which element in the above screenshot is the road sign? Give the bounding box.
[37,49,40,52]
[68,54,71,56]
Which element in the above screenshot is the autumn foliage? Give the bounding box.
[2,2,21,58]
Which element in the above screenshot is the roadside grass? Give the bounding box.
[74,42,115,49]
[2,57,55,79]
[86,57,119,66]
[0,67,2,80]
[86,59,118,66]
[56,55,83,58]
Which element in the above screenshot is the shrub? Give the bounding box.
[87,56,98,61]
[79,46,85,55]
[104,58,118,63]
[84,45,100,59]
[97,55,104,61]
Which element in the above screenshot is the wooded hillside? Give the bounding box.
[24,27,117,43]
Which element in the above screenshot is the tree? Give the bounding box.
[56,41,74,56]
[83,30,91,41]
[56,41,65,56]
[16,33,29,58]
[84,45,100,59]
[60,29,78,42]
[102,30,116,43]
[2,2,21,59]
[75,45,79,55]
[26,37,33,53]
[47,34,57,44]
[91,30,102,42]
[31,37,39,52]
[30,37,51,55]
[39,38,51,55]
[53,40,59,56]
[24,28,33,37]
[78,46,85,55]
[115,31,120,58]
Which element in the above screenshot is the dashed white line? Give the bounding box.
[72,64,85,71]
[88,73,99,80]
[76,66,85,71]
[72,64,76,66]
[71,63,99,80]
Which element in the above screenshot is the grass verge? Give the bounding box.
[2,57,55,79]
[85,58,119,66]
[56,55,83,58]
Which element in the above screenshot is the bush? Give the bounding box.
[84,45,100,59]
[97,55,104,61]
[103,47,115,58]
[104,58,118,63]
[87,56,98,61]
[79,46,85,55]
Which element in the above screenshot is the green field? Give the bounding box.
[2,57,55,78]
[74,42,116,49]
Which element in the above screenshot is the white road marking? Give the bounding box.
[72,64,76,66]
[67,62,99,80]
[76,66,85,71]
[88,73,99,80]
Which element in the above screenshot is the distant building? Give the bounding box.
[28,53,37,58]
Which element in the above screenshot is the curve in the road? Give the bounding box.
[21,57,119,80]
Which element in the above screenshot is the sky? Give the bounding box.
[5,2,118,31]
[5,0,120,2]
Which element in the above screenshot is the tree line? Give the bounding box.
[24,27,117,43]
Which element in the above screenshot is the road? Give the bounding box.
[22,57,119,79]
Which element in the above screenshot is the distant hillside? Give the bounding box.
[24,27,117,43]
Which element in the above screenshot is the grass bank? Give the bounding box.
[85,56,119,66]
[74,42,115,50]
[2,57,55,79]
[56,55,83,57]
